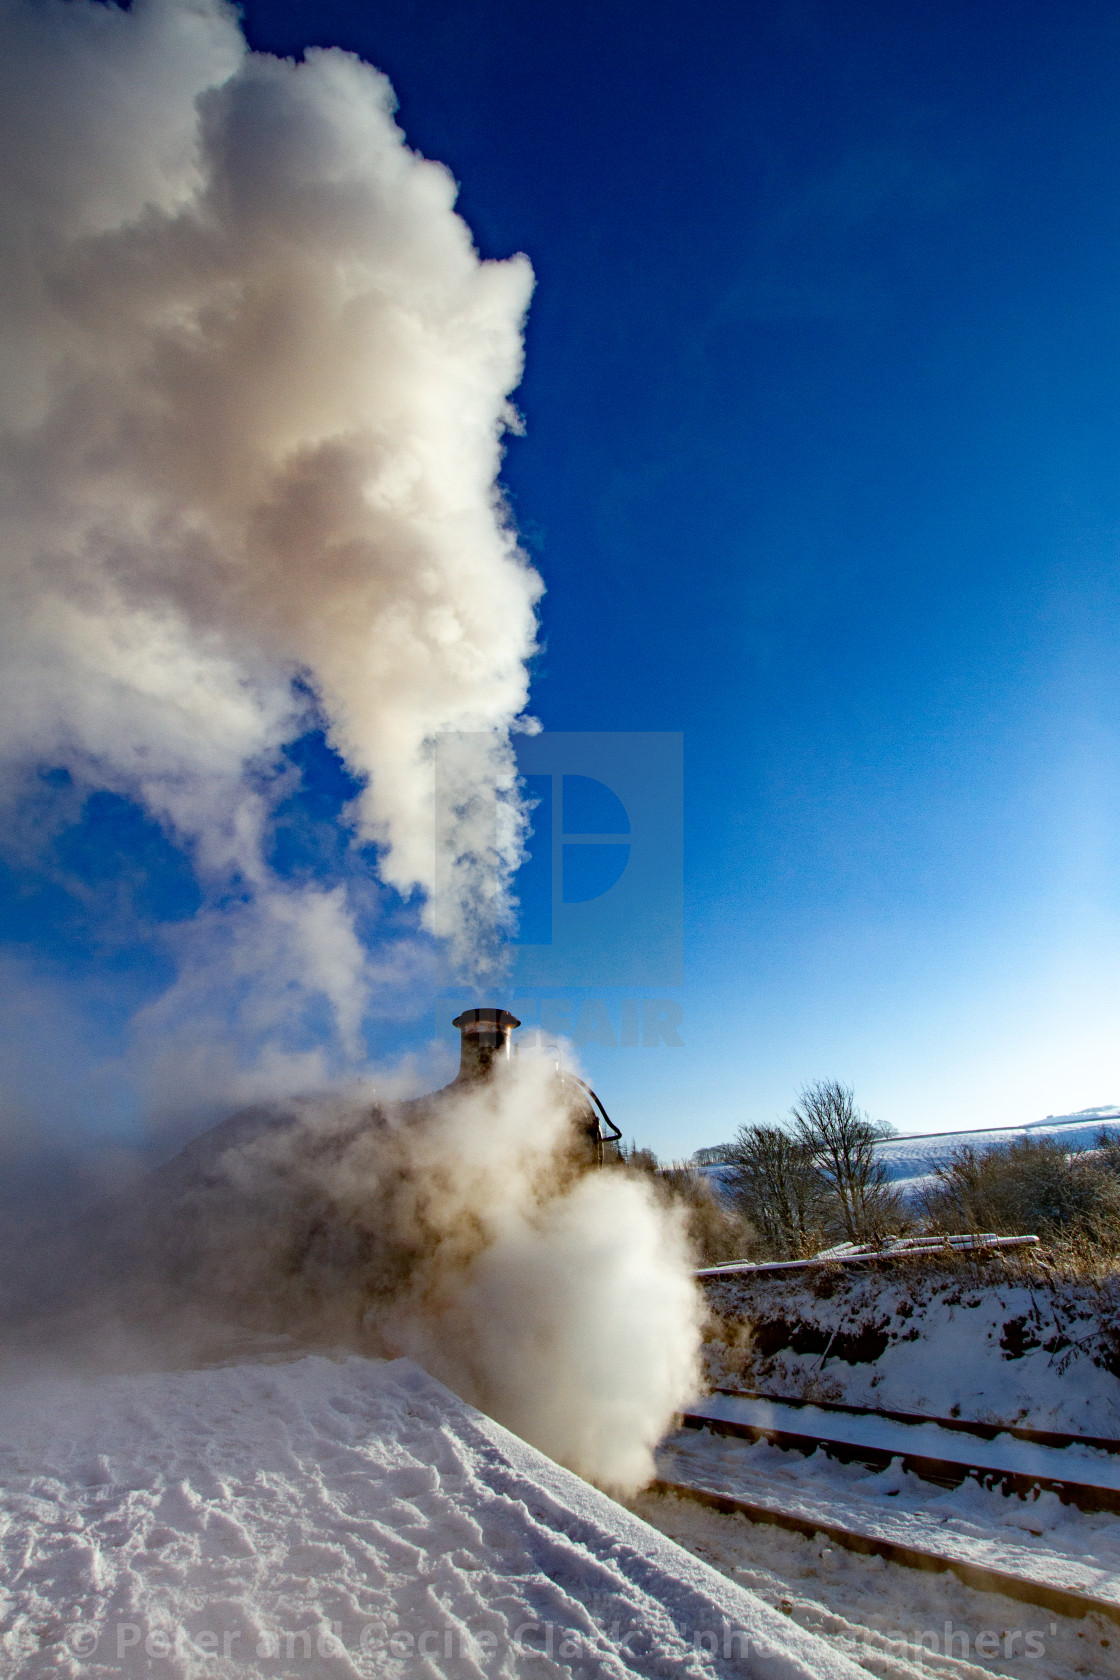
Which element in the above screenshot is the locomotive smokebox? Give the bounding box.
[451,1006,521,1082]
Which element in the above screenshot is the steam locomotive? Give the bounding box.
[451,1006,621,1165]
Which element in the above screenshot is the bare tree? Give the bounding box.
[725,1123,830,1257]
[791,1079,903,1245]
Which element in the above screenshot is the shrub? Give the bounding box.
[919,1132,1120,1248]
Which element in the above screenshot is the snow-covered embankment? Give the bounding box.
[702,1263,1120,1436]
[0,1354,866,1678]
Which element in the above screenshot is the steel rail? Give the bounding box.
[651,1478,1120,1627]
[678,1408,1120,1515]
[706,1387,1120,1457]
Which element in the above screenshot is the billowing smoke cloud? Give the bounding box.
[6,1058,703,1493]
[0,0,708,1487]
[356,1060,703,1491]
[0,0,540,1101]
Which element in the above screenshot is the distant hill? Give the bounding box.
[695,1105,1120,1198]
[877,1106,1120,1189]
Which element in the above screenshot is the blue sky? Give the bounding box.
[248,0,1120,1144]
[3,0,1120,1154]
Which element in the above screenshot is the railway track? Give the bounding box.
[657,1389,1120,1625]
[701,1387,1120,1457]
[682,1390,1120,1514]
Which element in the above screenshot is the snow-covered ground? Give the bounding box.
[637,1478,1120,1680]
[668,1231,1120,1676]
[659,1422,1120,1607]
[0,1353,867,1679]
[642,1421,1120,1679]
[687,1393,1120,1499]
[702,1268,1120,1436]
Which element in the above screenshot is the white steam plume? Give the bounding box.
[0,0,709,1485]
[0,0,540,1091]
[116,1055,704,1493]
[376,1060,704,1490]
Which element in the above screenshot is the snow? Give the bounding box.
[687,1394,1120,1495]
[658,1424,1120,1608]
[876,1111,1120,1187]
[0,1353,868,1679]
[635,1485,1120,1680]
[701,1269,1120,1437]
[698,1235,1039,1279]
[698,1106,1120,1201]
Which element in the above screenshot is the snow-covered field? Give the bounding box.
[875,1108,1120,1190]
[0,1354,867,1679]
[700,1104,1120,1203]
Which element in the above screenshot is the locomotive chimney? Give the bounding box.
[452,1006,521,1082]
